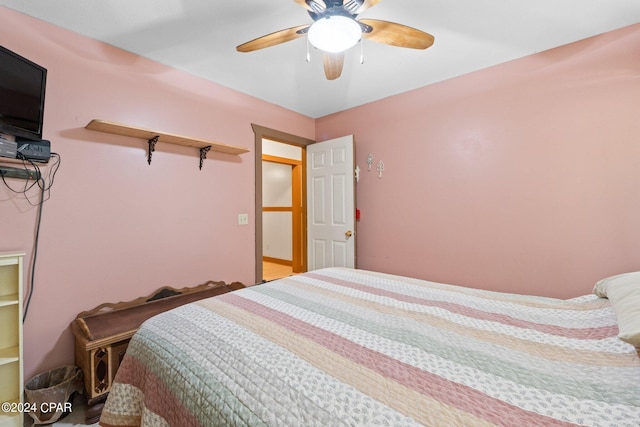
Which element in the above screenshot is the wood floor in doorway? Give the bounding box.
[263,261,294,282]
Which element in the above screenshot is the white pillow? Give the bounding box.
[593,272,640,347]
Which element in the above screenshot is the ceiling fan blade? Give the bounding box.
[236,25,309,52]
[359,19,434,49]
[353,0,383,14]
[323,52,345,80]
[293,0,325,12]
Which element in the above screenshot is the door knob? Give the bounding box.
[345,230,353,238]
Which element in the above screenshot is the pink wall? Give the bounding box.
[317,23,640,299]
[0,7,314,380]
[3,5,639,382]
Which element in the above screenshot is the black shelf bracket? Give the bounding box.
[145,136,212,170]
[147,136,159,165]
[199,146,211,170]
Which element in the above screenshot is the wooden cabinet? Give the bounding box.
[71,279,245,423]
[0,252,24,427]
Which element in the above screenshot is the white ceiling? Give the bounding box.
[2,0,639,118]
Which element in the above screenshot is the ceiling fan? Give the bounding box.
[236,0,435,80]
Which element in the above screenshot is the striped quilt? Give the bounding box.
[100,268,640,427]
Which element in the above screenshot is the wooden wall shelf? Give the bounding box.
[86,120,250,169]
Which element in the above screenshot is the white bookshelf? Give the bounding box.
[0,252,24,427]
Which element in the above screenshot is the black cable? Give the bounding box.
[0,151,61,321]
[1,161,38,194]
[22,179,45,322]
[42,153,61,193]
[4,152,61,205]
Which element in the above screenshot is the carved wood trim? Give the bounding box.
[76,280,244,319]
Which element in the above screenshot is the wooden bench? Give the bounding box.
[70,279,245,423]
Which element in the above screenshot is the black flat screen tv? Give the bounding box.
[0,46,47,141]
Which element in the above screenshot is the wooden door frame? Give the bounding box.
[262,154,304,273]
[252,124,314,284]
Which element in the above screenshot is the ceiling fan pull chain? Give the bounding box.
[306,38,311,63]
[360,39,365,64]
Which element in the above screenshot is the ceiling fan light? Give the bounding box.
[308,16,362,53]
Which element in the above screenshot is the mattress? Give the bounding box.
[100,267,640,426]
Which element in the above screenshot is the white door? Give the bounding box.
[307,135,355,270]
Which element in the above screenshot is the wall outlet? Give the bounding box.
[238,213,249,225]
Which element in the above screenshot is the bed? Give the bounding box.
[99,267,640,427]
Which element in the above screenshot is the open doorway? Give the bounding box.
[252,125,315,284]
[262,141,302,280]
